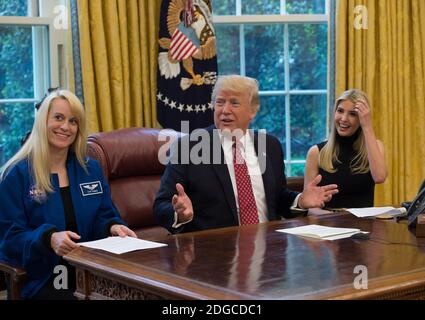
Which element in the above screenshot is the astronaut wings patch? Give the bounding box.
[80,181,103,196]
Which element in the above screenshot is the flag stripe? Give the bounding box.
[170,31,184,50]
[172,36,189,56]
[170,32,184,55]
[171,33,189,57]
[170,30,198,61]
[176,41,196,60]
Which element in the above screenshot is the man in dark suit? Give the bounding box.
[154,75,338,233]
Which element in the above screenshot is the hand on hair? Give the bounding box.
[354,100,372,130]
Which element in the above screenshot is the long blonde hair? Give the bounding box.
[0,90,87,196]
[319,89,370,174]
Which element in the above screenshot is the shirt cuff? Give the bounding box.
[172,211,193,229]
[290,193,308,215]
[291,193,302,209]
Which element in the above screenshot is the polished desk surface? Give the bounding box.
[65,214,425,300]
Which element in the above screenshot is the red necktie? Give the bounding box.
[233,140,259,225]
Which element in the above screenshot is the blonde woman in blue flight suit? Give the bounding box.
[0,89,136,299]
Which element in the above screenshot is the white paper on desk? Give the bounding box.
[276,224,361,241]
[79,236,167,254]
[346,206,403,218]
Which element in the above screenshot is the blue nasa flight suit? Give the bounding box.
[0,153,125,298]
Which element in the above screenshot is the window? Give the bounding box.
[213,0,330,176]
[0,0,64,165]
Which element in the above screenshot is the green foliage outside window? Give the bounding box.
[0,0,35,165]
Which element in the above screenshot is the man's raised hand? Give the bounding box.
[172,183,194,223]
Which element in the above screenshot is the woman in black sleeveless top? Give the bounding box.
[304,89,387,208]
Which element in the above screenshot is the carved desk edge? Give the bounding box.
[309,269,425,300]
[66,248,249,300]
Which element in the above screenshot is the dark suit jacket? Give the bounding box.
[154,126,298,233]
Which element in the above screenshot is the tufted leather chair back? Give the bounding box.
[87,127,180,239]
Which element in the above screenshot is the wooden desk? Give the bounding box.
[64,214,425,300]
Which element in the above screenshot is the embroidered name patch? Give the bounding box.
[79,181,103,196]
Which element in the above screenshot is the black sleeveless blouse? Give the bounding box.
[317,131,375,208]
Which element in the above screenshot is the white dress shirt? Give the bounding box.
[172,130,301,228]
[220,131,269,224]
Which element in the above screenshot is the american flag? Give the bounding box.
[170,25,200,61]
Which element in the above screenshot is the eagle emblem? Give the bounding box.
[158,0,217,91]
[83,184,99,191]
[79,181,103,196]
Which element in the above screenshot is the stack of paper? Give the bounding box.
[277,224,363,241]
[79,236,167,254]
[346,206,406,218]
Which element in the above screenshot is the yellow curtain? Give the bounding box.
[336,0,425,206]
[76,0,161,132]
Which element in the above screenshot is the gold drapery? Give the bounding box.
[76,0,161,132]
[336,0,425,205]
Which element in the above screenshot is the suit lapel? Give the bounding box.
[253,131,275,218]
[209,128,238,222]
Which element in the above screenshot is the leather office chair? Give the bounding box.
[86,127,180,239]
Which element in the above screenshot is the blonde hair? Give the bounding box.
[212,75,260,112]
[0,89,87,197]
[319,89,370,174]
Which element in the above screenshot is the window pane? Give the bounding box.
[286,0,326,14]
[289,24,327,90]
[242,0,280,15]
[0,0,29,16]
[0,25,47,99]
[212,0,236,15]
[245,24,285,91]
[250,95,286,154]
[216,24,240,75]
[290,163,305,177]
[290,94,327,160]
[0,103,35,165]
